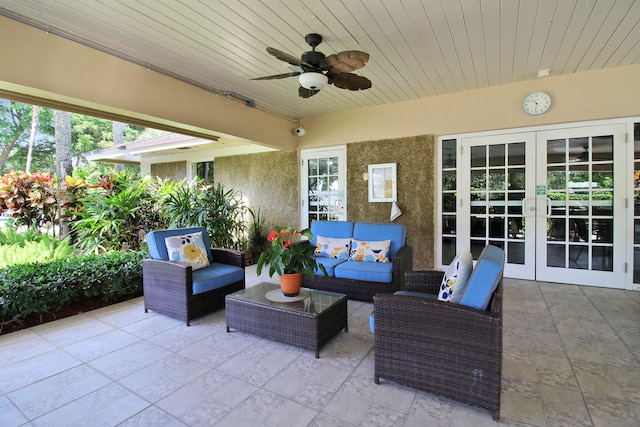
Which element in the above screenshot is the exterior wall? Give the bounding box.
[150,161,188,181]
[301,65,640,149]
[346,135,435,269]
[215,151,300,230]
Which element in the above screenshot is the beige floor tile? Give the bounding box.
[2,271,639,426]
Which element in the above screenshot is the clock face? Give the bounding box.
[522,92,551,116]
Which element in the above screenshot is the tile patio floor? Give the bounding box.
[1,266,639,426]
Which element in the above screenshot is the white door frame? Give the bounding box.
[300,146,347,230]
[438,118,638,290]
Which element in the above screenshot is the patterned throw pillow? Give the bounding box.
[314,236,351,259]
[438,248,473,302]
[164,232,210,271]
[349,239,391,263]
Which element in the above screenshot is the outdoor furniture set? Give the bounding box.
[142,225,504,419]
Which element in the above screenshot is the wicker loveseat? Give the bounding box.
[143,226,245,325]
[373,245,504,420]
[301,221,413,302]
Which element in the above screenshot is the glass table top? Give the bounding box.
[227,282,346,315]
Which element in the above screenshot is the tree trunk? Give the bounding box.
[25,106,40,173]
[0,136,19,174]
[113,121,125,172]
[55,109,73,239]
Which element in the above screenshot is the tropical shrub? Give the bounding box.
[0,232,76,268]
[72,171,166,253]
[247,207,268,263]
[160,179,248,251]
[0,250,145,331]
[0,171,57,228]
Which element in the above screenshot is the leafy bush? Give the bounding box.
[0,251,145,331]
[0,234,76,268]
[72,172,166,253]
[0,171,57,228]
[160,179,248,250]
[0,226,42,245]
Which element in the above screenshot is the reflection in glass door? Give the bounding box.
[300,147,346,229]
[536,126,625,287]
[458,125,625,286]
[459,133,536,279]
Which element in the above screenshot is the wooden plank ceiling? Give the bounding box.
[0,0,639,120]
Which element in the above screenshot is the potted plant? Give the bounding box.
[256,226,327,296]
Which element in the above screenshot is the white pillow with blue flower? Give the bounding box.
[438,248,473,302]
[314,236,351,259]
[165,232,210,271]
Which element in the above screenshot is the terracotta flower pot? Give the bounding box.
[279,272,303,297]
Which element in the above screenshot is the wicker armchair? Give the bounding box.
[143,227,245,326]
[373,269,503,421]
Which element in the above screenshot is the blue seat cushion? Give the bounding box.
[458,245,505,310]
[314,257,347,277]
[334,260,393,283]
[191,263,244,294]
[370,312,375,333]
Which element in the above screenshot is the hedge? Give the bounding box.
[0,251,145,330]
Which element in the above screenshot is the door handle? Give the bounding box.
[523,198,536,215]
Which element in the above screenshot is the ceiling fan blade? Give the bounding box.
[329,73,372,91]
[298,86,321,98]
[266,47,312,67]
[321,50,369,73]
[251,71,301,81]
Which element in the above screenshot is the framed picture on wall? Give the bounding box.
[368,163,397,202]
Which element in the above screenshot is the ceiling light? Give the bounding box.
[299,72,328,90]
[537,69,550,78]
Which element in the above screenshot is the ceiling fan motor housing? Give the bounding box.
[302,50,326,66]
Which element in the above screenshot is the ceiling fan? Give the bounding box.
[252,33,372,98]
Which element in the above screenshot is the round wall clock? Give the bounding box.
[522,91,551,116]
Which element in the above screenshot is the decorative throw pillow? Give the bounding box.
[314,236,351,259]
[349,239,391,263]
[438,247,473,302]
[165,232,210,270]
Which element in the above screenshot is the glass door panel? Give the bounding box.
[536,125,625,287]
[460,133,536,279]
[300,147,346,229]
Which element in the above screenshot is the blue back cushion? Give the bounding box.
[352,222,406,257]
[310,221,354,246]
[146,227,213,263]
[458,245,505,310]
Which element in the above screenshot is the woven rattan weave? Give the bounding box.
[373,270,503,420]
[225,282,347,358]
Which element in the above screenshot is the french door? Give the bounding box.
[458,124,626,287]
[300,147,347,229]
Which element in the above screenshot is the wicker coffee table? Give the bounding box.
[225,282,348,358]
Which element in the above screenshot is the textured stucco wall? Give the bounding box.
[216,135,436,270]
[215,151,300,229]
[150,161,187,181]
[346,135,435,270]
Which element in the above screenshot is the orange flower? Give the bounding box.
[267,230,279,241]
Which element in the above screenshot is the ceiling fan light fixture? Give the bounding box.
[299,72,328,90]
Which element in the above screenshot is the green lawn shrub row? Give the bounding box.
[0,251,146,330]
